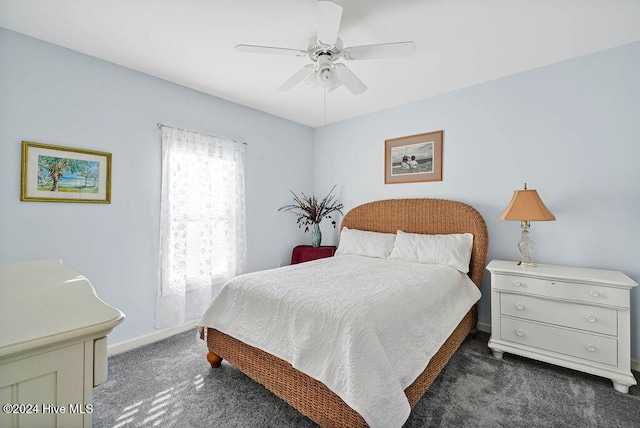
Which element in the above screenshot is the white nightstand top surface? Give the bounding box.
[487,259,637,289]
[0,259,125,357]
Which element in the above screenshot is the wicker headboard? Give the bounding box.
[341,198,489,289]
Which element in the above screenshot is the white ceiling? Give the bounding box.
[1,0,639,128]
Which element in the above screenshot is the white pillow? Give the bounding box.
[388,230,474,273]
[335,227,396,259]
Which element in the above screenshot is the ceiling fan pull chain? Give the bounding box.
[323,87,327,128]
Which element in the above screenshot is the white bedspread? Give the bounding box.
[197,255,481,428]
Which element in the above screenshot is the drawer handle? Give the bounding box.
[586,344,597,352]
[585,315,597,323]
[515,303,525,310]
[590,291,600,298]
[513,281,522,287]
[516,329,524,337]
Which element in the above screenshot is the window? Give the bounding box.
[156,126,246,328]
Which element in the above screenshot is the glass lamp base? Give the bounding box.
[517,222,537,268]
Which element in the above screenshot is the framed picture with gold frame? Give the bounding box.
[384,131,443,184]
[21,141,112,203]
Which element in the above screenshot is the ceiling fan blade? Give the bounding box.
[343,41,417,60]
[278,64,315,91]
[304,72,318,89]
[317,1,343,46]
[236,44,307,57]
[333,63,367,95]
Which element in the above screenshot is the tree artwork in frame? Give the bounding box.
[21,141,112,203]
[384,131,443,184]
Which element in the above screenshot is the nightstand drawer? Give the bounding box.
[501,293,617,336]
[493,274,628,307]
[500,317,618,366]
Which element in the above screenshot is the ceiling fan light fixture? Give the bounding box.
[320,68,331,81]
[316,68,340,91]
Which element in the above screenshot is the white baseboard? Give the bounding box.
[477,322,491,334]
[108,320,198,356]
[475,322,640,372]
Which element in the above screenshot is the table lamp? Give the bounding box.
[499,183,555,267]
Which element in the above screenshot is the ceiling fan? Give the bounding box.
[236,0,416,95]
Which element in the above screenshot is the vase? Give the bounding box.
[311,222,322,248]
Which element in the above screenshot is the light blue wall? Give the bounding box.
[314,41,640,360]
[0,28,314,344]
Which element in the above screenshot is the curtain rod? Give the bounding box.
[157,123,248,146]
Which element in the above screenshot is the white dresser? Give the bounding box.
[487,259,637,393]
[0,260,124,427]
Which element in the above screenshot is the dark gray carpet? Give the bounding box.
[93,331,639,428]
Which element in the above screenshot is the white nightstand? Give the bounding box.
[486,259,637,393]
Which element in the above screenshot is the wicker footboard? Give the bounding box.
[207,308,475,428]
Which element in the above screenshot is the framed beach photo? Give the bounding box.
[384,131,443,184]
[21,141,112,203]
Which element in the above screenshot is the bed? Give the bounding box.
[198,198,488,428]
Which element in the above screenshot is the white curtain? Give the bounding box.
[156,126,247,328]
